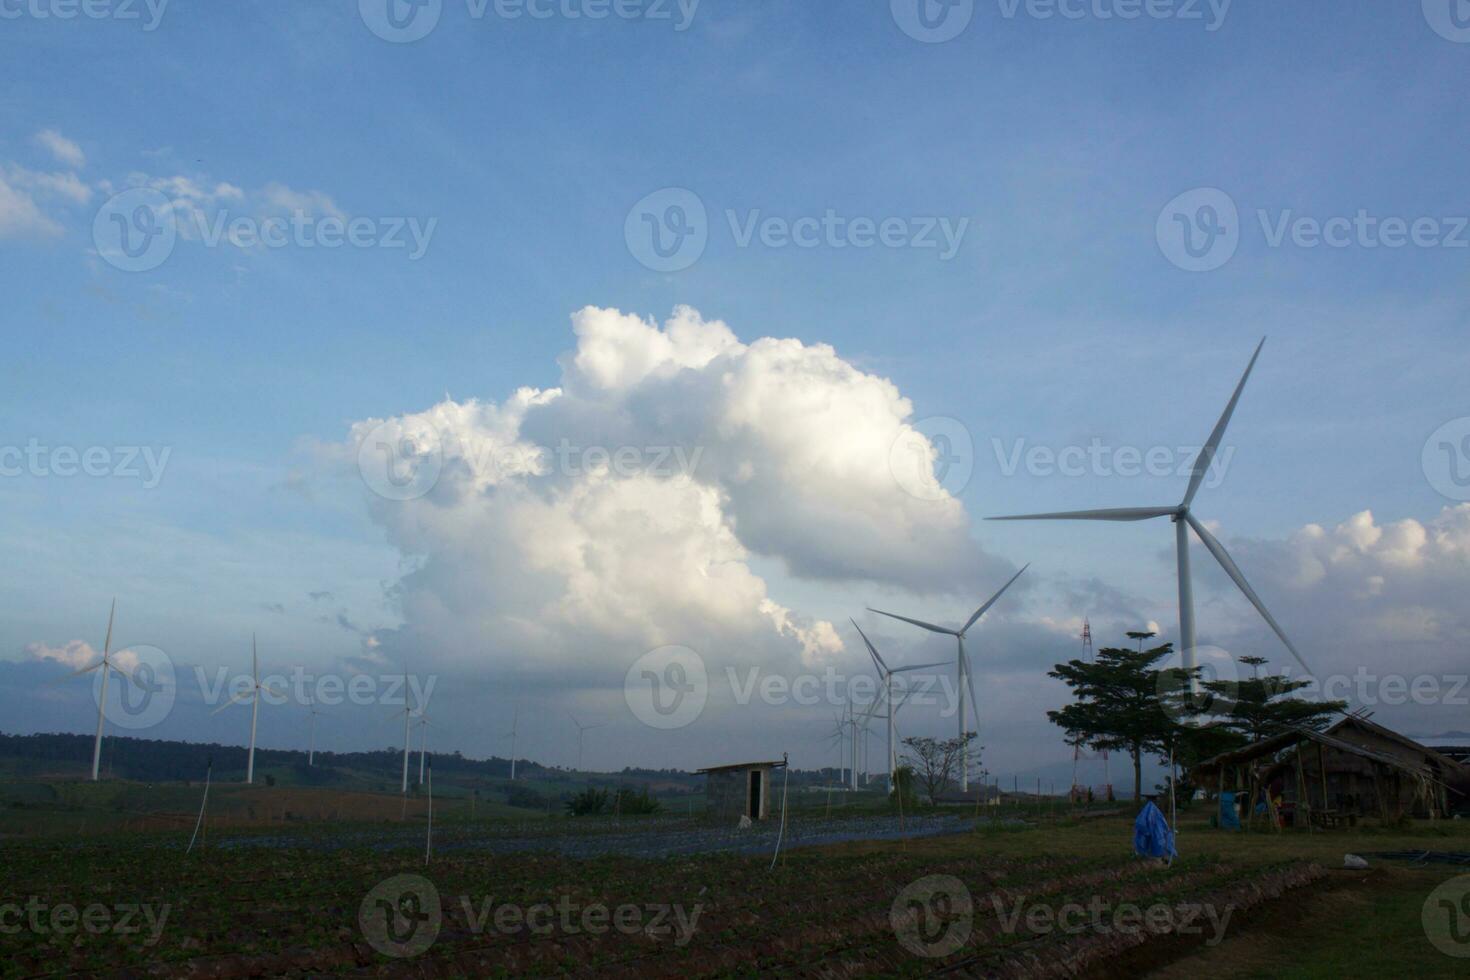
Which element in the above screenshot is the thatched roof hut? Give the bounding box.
[1190,715,1468,825]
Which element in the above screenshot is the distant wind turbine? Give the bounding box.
[388,668,414,795]
[415,711,432,785]
[503,703,519,781]
[306,694,322,767]
[868,563,1029,793]
[63,599,124,782]
[851,620,945,786]
[211,635,285,784]
[988,339,1312,689]
[569,713,605,772]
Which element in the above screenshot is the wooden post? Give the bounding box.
[1294,743,1310,831]
[1316,742,1330,814]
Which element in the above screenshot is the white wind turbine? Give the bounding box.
[868,563,1029,793]
[414,711,432,785]
[503,703,519,781]
[305,694,322,767]
[569,713,605,772]
[988,339,1312,690]
[851,620,945,786]
[64,599,126,782]
[211,636,285,784]
[388,668,414,795]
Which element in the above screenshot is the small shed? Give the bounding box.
[697,759,785,821]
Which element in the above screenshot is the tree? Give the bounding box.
[1048,636,1182,801]
[901,733,978,804]
[1209,655,1345,742]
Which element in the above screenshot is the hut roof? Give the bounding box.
[1192,726,1441,782]
[695,759,786,774]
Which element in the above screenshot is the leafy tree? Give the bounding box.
[901,733,978,804]
[1047,636,1183,801]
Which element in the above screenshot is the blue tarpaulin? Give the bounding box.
[1134,801,1177,860]
[1218,791,1241,830]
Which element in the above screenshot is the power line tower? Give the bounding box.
[1070,619,1113,802]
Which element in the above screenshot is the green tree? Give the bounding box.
[1210,655,1344,741]
[1047,636,1182,801]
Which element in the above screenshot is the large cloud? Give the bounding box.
[335,306,1009,689]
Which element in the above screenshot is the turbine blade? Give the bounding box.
[890,661,948,673]
[850,619,889,673]
[1183,337,1264,508]
[960,563,1030,634]
[252,635,258,685]
[1185,512,1313,674]
[987,506,1177,522]
[261,684,287,701]
[867,608,957,636]
[67,659,105,678]
[103,599,115,657]
[211,689,254,715]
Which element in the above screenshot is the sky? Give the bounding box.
[3,1,1469,786]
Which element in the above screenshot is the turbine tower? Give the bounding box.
[212,635,284,784]
[868,564,1029,792]
[851,620,944,785]
[989,339,1312,691]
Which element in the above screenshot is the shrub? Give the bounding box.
[565,787,610,816]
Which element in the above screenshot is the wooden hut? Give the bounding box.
[1190,716,1468,827]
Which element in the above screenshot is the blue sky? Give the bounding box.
[3,1,1468,779]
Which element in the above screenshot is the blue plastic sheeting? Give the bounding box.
[1218,791,1241,830]
[1134,800,1177,859]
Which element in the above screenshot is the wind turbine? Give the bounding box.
[388,668,414,795]
[868,563,1029,793]
[414,711,432,785]
[503,703,519,781]
[64,599,125,782]
[851,620,945,786]
[569,713,605,772]
[305,693,322,767]
[211,635,284,784]
[988,339,1312,690]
